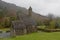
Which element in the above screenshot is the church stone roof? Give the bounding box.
[12,13,36,29]
[12,21,26,29]
[19,13,36,25]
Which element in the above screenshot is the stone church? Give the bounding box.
[11,7,37,36]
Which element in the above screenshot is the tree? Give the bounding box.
[46,13,56,29]
[49,20,56,29]
[55,17,60,29]
[4,17,11,28]
[47,13,54,21]
[0,9,4,18]
[0,7,7,18]
[44,20,50,27]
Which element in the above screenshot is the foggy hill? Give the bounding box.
[0,0,48,22]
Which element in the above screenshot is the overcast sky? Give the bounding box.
[2,0,60,16]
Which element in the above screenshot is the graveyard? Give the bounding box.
[1,0,60,40]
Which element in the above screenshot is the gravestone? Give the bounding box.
[11,21,27,35]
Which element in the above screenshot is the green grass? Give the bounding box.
[0,28,10,31]
[1,32,60,40]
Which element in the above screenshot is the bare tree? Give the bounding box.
[47,13,55,21]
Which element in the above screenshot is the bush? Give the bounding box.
[48,20,56,29]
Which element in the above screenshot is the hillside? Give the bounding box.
[0,0,48,23]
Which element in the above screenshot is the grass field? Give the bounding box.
[0,32,60,40]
